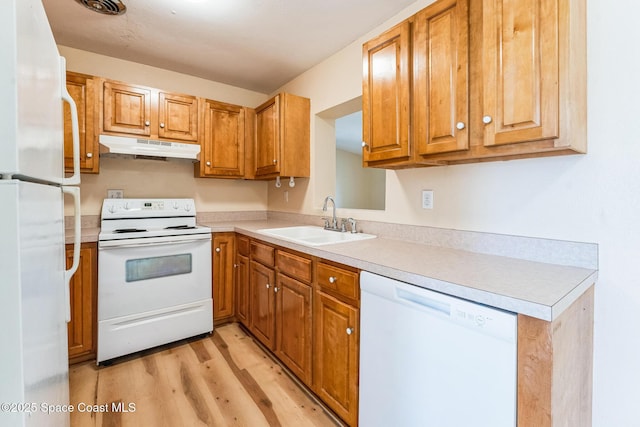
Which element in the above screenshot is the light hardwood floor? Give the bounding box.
[69,323,339,427]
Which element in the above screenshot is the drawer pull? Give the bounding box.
[329,276,337,284]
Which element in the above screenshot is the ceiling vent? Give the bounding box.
[74,0,127,15]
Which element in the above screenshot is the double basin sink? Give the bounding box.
[257,225,376,247]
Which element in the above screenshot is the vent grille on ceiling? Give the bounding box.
[75,0,126,15]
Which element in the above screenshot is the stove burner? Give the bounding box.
[114,228,148,233]
[164,225,197,230]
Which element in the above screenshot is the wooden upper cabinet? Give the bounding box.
[482,0,559,147]
[254,93,310,179]
[414,0,469,156]
[196,99,246,178]
[362,21,411,164]
[103,81,152,137]
[158,92,198,142]
[64,72,98,174]
[102,79,199,143]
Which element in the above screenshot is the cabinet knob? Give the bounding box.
[456,122,465,130]
[86,152,93,159]
[215,247,221,253]
[329,276,337,284]
[206,161,211,166]
[233,263,238,268]
[144,120,150,126]
[160,122,165,128]
[346,327,354,335]
[266,284,270,289]
[482,115,493,124]
[274,287,279,293]
[361,141,369,150]
[273,159,277,164]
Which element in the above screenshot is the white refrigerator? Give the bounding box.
[0,1,81,426]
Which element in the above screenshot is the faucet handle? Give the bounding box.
[348,217,357,233]
[340,218,348,232]
[322,217,330,229]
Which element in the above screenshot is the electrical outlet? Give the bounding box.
[421,190,434,209]
[107,189,124,199]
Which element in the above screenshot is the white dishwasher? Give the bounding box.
[359,272,517,427]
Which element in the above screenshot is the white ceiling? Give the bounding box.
[42,0,416,93]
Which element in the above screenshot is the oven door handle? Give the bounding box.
[99,235,211,249]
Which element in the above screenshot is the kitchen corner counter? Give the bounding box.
[200,219,597,321]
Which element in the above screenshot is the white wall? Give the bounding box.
[59,46,269,215]
[272,0,640,424]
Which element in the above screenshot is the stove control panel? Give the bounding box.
[102,198,196,219]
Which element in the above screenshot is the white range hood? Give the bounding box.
[99,135,200,160]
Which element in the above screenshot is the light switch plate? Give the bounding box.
[422,190,434,209]
[107,189,124,199]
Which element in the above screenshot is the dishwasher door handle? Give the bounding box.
[396,289,451,316]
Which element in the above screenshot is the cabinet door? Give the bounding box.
[362,21,411,164]
[414,0,469,156]
[482,0,559,146]
[64,72,98,173]
[254,95,280,177]
[275,274,312,385]
[313,291,359,426]
[213,233,235,322]
[199,99,245,177]
[235,253,250,327]
[249,260,276,349]
[103,81,152,136]
[66,243,97,363]
[158,92,198,142]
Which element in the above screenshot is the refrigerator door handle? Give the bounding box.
[63,186,81,323]
[60,57,81,186]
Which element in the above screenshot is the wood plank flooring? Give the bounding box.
[69,323,339,427]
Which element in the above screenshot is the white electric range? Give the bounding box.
[97,198,213,363]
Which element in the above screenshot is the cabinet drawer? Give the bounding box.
[251,240,275,267]
[276,250,312,284]
[317,262,359,304]
[237,235,250,257]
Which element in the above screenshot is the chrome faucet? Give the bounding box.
[322,196,338,230]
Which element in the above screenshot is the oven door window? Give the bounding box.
[125,253,192,282]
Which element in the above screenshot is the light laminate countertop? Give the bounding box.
[70,219,597,321]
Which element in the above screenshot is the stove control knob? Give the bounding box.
[124,202,130,210]
[108,205,116,214]
[173,202,179,210]
[184,204,192,212]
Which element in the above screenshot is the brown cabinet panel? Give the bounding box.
[237,235,250,257]
[275,274,312,385]
[158,92,198,142]
[249,260,276,349]
[253,93,310,179]
[276,249,312,284]
[66,243,97,364]
[196,99,245,178]
[213,233,235,322]
[362,21,411,163]
[482,0,559,147]
[235,253,250,327]
[313,291,359,426]
[64,72,99,174]
[317,262,359,306]
[103,81,152,136]
[414,0,469,156]
[250,240,275,267]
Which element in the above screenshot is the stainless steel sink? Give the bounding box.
[257,226,376,246]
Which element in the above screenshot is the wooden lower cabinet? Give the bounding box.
[234,253,250,326]
[313,289,359,426]
[275,273,313,385]
[66,242,97,364]
[249,260,276,348]
[212,233,235,323]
